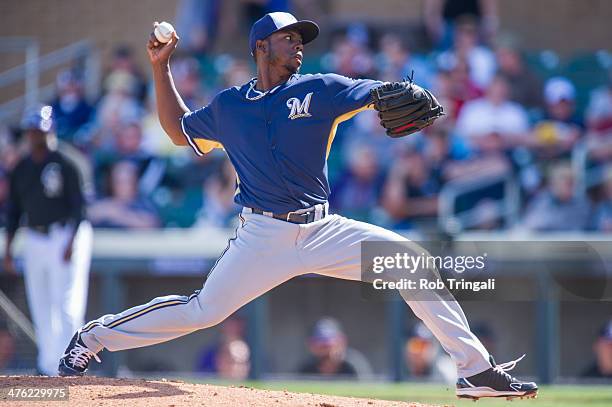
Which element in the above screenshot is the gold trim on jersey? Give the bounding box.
[194,139,223,155]
[325,104,373,159]
[180,115,223,156]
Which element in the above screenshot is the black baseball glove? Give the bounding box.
[370,79,444,138]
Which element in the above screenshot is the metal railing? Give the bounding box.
[437,140,609,236]
[0,38,100,123]
[438,171,520,235]
[0,38,39,109]
[572,139,610,197]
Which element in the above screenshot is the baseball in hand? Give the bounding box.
[154,21,175,43]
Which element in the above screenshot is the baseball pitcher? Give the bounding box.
[58,13,537,400]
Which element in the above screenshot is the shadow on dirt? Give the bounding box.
[1,376,192,400]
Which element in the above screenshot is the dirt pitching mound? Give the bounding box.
[1,376,437,407]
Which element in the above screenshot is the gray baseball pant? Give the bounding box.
[81,211,491,378]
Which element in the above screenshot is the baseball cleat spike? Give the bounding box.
[457,395,478,400]
[456,355,538,400]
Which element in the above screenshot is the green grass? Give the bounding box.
[192,379,612,407]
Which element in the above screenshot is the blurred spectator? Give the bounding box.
[468,199,503,230]
[50,69,94,145]
[585,73,612,163]
[381,148,440,228]
[422,128,471,180]
[437,18,497,90]
[95,120,153,183]
[376,34,433,86]
[336,110,393,173]
[298,317,371,378]
[90,45,148,151]
[175,0,221,53]
[92,71,143,149]
[403,129,509,229]
[439,149,510,227]
[172,57,207,109]
[494,37,543,111]
[107,45,148,103]
[444,59,483,119]
[0,169,8,227]
[195,316,251,379]
[195,158,241,227]
[153,150,226,227]
[330,143,384,222]
[216,336,251,379]
[423,0,499,49]
[0,320,17,371]
[585,130,612,165]
[141,88,182,157]
[586,71,612,134]
[582,319,612,379]
[176,150,227,189]
[422,128,510,214]
[520,164,589,231]
[220,58,254,88]
[455,75,530,155]
[590,166,612,232]
[404,322,456,384]
[322,34,375,79]
[531,77,582,159]
[88,161,159,229]
[428,71,456,125]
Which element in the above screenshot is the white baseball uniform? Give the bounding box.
[8,150,92,375]
[24,221,92,375]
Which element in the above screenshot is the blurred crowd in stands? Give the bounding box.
[0,0,611,234]
[186,315,612,381]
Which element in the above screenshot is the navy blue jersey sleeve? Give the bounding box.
[323,74,383,117]
[180,97,223,156]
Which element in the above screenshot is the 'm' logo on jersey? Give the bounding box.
[286,92,313,120]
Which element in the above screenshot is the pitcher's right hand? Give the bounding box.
[146,22,180,66]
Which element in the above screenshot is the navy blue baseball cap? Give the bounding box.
[310,317,344,343]
[599,320,612,340]
[249,12,319,55]
[21,104,54,133]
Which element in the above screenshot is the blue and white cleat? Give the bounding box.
[58,331,101,377]
[456,355,538,400]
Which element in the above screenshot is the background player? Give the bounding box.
[58,13,536,400]
[4,105,93,375]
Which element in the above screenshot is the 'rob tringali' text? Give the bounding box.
[372,278,496,292]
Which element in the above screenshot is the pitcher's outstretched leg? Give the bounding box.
[58,211,305,376]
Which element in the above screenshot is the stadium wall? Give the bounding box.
[2,0,611,75]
